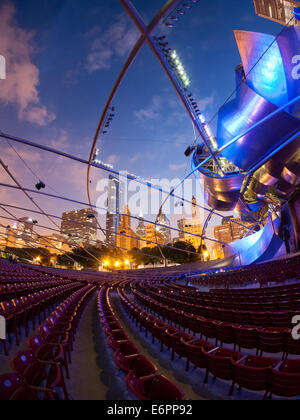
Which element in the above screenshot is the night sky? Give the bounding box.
[0,0,283,251]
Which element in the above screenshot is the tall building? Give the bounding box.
[143,224,164,249]
[5,224,17,248]
[106,175,121,246]
[191,195,200,220]
[214,217,255,245]
[61,208,97,246]
[156,212,171,245]
[136,214,146,239]
[179,219,204,251]
[177,196,205,251]
[116,206,140,251]
[253,0,300,25]
[177,219,185,241]
[15,218,36,247]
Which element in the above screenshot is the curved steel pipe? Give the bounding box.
[86,0,182,238]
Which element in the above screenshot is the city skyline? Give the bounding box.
[0,0,288,259]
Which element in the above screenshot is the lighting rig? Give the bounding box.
[154,37,218,155]
[164,0,200,28]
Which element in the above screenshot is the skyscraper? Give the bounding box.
[156,212,171,245]
[16,218,36,247]
[214,217,255,245]
[116,205,139,250]
[106,175,121,246]
[136,214,146,239]
[191,195,200,219]
[61,208,97,246]
[180,219,204,251]
[143,224,164,249]
[253,0,300,25]
[177,196,204,251]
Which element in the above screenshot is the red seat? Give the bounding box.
[113,341,140,371]
[10,349,68,400]
[203,347,243,384]
[257,328,287,355]
[0,373,42,401]
[183,338,215,372]
[107,330,128,350]
[230,355,279,396]
[233,325,258,351]
[127,374,184,400]
[267,360,300,399]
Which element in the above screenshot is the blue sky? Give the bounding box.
[0,0,283,249]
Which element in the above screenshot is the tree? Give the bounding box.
[5,247,51,265]
[163,241,200,264]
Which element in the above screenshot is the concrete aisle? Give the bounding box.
[67,292,133,401]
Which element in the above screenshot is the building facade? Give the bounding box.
[106,175,122,246]
[143,224,164,249]
[136,215,146,240]
[116,206,140,251]
[156,212,171,245]
[61,208,97,246]
[179,218,204,251]
[214,217,254,245]
[253,0,300,25]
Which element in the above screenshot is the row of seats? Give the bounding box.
[0,283,82,354]
[119,284,300,399]
[190,255,300,288]
[0,284,95,400]
[97,286,185,400]
[0,281,76,301]
[156,282,300,306]
[139,287,300,328]
[132,287,300,358]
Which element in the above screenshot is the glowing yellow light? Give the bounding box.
[36,256,41,262]
[103,261,109,267]
[115,261,120,268]
[125,260,130,266]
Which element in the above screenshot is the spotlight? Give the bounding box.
[170,16,179,21]
[165,22,175,27]
[35,181,46,191]
[183,3,192,9]
[177,9,185,15]
[184,146,196,157]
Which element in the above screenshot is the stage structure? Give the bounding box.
[192,25,300,264]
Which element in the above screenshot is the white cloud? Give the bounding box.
[169,163,186,171]
[85,14,139,73]
[134,95,162,121]
[0,2,56,126]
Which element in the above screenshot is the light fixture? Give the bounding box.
[35,181,46,191]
